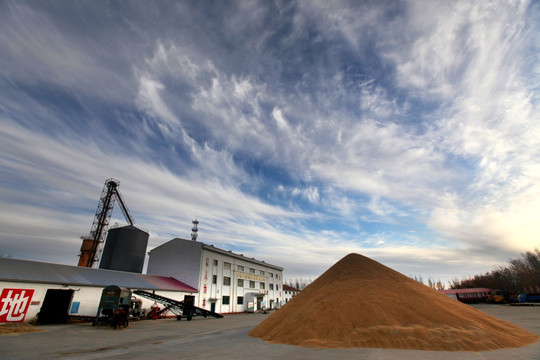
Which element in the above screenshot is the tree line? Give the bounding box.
[284,278,313,290]
[411,275,446,291]
[448,247,540,292]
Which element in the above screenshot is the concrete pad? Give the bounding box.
[0,304,539,359]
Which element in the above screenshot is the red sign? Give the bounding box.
[0,289,35,322]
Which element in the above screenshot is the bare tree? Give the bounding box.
[449,247,540,292]
[436,280,445,290]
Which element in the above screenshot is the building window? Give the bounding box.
[237,265,244,271]
[224,262,231,269]
[237,296,244,305]
[213,259,218,266]
[270,272,273,277]
[222,296,230,305]
[237,279,244,287]
[223,276,231,286]
[269,284,274,290]
[249,281,255,288]
[260,270,265,275]
[276,285,279,290]
[260,283,265,290]
[249,268,255,274]
[212,275,217,284]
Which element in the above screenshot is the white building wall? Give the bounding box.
[146,239,203,289]
[197,248,283,314]
[146,238,285,315]
[0,281,196,323]
[283,289,300,304]
[0,281,104,322]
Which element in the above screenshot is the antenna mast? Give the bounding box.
[191,219,199,241]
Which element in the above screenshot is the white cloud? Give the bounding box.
[286,1,540,265]
[139,41,282,160]
[0,2,135,106]
[392,2,472,98]
[136,75,180,134]
[291,186,320,204]
[309,118,448,207]
[413,2,540,255]
[144,41,207,84]
[272,107,289,131]
[191,73,274,153]
[0,117,304,265]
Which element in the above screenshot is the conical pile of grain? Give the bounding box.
[249,253,538,350]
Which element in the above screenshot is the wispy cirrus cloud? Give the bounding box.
[1,0,539,284]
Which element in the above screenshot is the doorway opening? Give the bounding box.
[37,289,74,324]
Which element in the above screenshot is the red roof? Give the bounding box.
[439,288,492,294]
[283,284,301,292]
[137,274,198,293]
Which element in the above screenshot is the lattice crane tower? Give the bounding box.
[78,178,134,267]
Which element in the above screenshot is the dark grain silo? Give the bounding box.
[99,225,149,273]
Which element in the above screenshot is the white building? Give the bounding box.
[283,284,301,303]
[0,258,197,323]
[147,238,284,314]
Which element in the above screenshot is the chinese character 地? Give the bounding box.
[0,289,34,322]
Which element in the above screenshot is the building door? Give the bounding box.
[37,289,74,324]
[256,296,263,311]
[210,301,216,313]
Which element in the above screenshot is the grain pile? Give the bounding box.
[0,323,41,336]
[249,253,538,351]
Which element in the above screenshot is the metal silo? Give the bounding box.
[99,225,149,273]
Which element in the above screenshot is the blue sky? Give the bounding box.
[1,0,539,284]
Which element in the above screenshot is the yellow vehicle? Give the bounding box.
[488,290,517,303]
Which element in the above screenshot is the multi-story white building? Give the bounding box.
[147,238,284,314]
[283,284,301,303]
